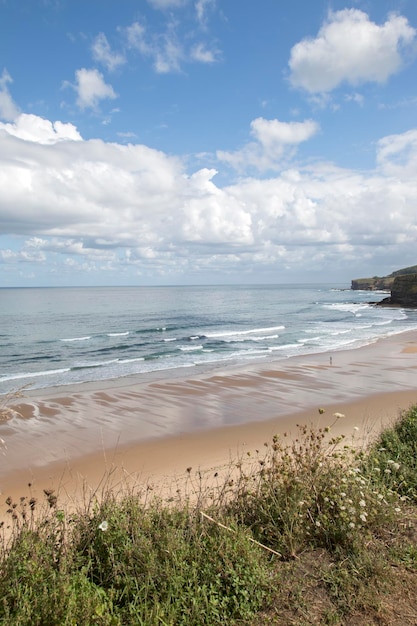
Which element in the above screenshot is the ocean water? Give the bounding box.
[1,284,417,396]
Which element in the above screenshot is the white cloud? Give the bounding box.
[195,0,215,26]
[124,12,219,72]
[92,33,125,72]
[190,42,218,63]
[125,22,149,55]
[217,117,319,171]
[376,128,417,176]
[251,117,318,147]
[0,69,20,121]
[289,9,416,93]
[1,113,417,281]
[0,113,82,144]
[125,21,183,73]
[147,0,186,8]
[73,68,118,109]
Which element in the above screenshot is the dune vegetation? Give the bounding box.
[0,405,417,625]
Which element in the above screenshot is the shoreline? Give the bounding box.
[1,329,417,508]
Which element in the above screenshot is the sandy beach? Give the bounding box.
[1,330,417,511]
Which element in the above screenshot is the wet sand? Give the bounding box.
[1,330,417,510]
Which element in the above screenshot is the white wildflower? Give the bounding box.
[353,426,359,431]
[395,507,401,513]
[98,521,109,532]
[333,412,345,419]
[315,520,321,527]
[360,513,367,522]
[349,522,355,529]
[392,462,400,471]
[385,468,391,474]
[359,499,366,508]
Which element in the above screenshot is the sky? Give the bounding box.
[1,0,417,287]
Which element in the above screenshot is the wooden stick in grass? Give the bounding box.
[200,511,282,558]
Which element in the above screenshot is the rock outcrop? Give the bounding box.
[377,274,417,308]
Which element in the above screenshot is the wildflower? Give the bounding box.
[392,462,400,471]
[349,522,355,528]
[315,520,321,527]
[359,499,366,508]
[98,521,108,532]
[360,513,367,522]
[318,408,325,414]
[377,494,384,500]
[374,467,380,473]
[395,507,401,513]
[333,412,345,419]
[385,468,391,474]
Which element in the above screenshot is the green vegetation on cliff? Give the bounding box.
[351,264,417,291]
[1,407,417,625]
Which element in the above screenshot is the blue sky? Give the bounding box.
[1,0,417,286]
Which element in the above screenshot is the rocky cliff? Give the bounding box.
[351,276,394,290]
[351,264,417,291]
[377,274,417,308]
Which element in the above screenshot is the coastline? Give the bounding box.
[1,329,417,508]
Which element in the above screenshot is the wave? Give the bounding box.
[322,303,370,315]
[61,336,92,342]
[107,331,129,337]
[0,368,71,383]
[205,325,285,339]
[71,359,120,371]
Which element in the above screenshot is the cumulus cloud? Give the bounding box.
[0,113,82,144]
[0,69,20,121]
[72,68,118,109]
[1,113,417,281]
[217,117,319,171]
[289,9,416,93]
[92,33,126,72]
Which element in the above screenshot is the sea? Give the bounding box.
[1,284,417,397]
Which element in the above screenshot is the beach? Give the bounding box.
[1,328,417,514]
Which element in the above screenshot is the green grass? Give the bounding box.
[1,406,417,625]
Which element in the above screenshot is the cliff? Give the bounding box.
[377,274,417,308]
[351,264,417,291]
[351,276,394,290]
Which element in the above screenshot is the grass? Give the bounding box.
[0,405,417,624]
